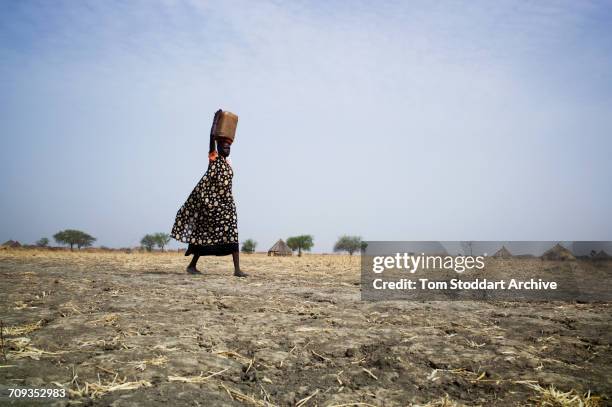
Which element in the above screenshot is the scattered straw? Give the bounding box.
[78,339,104,348]
[3,320,44,336]
[447,367,537,385]
[215,350,273,370]
[296,389,319,407]
[217,383,276,407]
[215,350,251,362]
[34,290,51,300]
[65,374,152,399]
[60,301,82,315]
[95,365,118,376]
[13,301,33,310]
[362,368,378,381]
[89,314,119,326]
[168,367,230,383]
[128,355,168,371]
[335,370,344,386]
[525,383,602,407]
[150,344,180,352]
[311,350,332,363]
[464,339,486,348]
[220,383,234,400]
[415,395,467,407]
[5,337,64,360]
[245,357,254,374]
[258,382,271,403]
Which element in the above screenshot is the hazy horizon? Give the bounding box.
[2,1,611,253]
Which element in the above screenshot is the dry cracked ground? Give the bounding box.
[0,249,610,406]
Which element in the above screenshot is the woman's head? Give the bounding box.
[216,137,232,157]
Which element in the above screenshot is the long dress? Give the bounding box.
[171,152,239,256]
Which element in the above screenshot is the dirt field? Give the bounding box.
[0,249,610,406]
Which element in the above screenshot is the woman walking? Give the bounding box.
[171,109,248,277]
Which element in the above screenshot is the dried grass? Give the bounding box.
[327,404,378,407]
[217,382,275,407]
[60,301,83,315]
[311,349,332,363]
[89,314,119,326]
[361,368,378,380]
[78,339,105,348]
[150,343,180,352]
[55,371,152,399]
[168,367,229,383]
[13,301,34,310]
[526,383,603,407]
[464,338,486,348]
[168,367,275,406]
[79,335,128,350]
[2,250,609,406]
[73,380,152,399]
[127,355,168,371]
[5,337,65,360]
[415,395,467,406]
[446,367,538,385]
[3,320,44,336]
[296,389,319,407]
[215,349,251,362]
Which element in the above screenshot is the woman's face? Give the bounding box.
[216,138,232,157]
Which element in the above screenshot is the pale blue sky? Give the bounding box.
[1,1,611,252]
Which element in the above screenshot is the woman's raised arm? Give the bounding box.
[209,109,222,155]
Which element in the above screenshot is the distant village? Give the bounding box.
[2,235,611,260]
[0,231,363,257]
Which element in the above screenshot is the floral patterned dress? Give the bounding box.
[171,152,239,256]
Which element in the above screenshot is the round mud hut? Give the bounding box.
[268,239,292,256]
[592,250,611,261]
[541,244,576,261]
[1,240,21,248]
[492,246,512,258]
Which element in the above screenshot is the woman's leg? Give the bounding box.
[186,254,201,274]
[232,251,248,277]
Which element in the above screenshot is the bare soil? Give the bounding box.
[0,249,610,406]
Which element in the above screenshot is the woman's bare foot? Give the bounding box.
[233,270,249,277]
[186,265,202,274]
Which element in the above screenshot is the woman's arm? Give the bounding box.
[209,109,222,155]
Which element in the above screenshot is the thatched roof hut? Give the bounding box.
[593,250,611,260]
[541,244,576,261]
[268,239,292,256]
[492,246,512,258]
[1,240,21,248]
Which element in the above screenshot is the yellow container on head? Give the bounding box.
[214,111,238,142]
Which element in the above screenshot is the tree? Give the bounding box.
[140,234,157,252]
[241,239,257,254]
[286,235,314,257]
[76,233,96,249]
[154,233,171,252]
[334,235,362,255]
[36,237,49,247]
[53,229,96,251]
